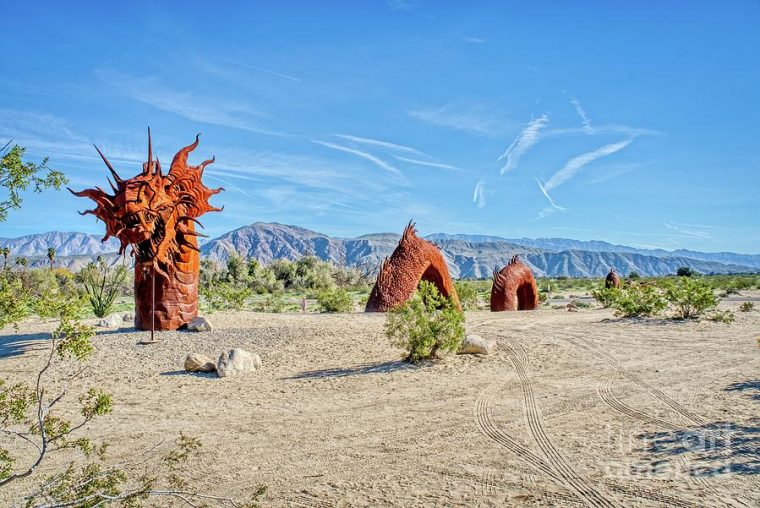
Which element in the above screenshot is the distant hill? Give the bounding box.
[2,223,757,278]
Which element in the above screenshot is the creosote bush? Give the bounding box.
[454,281,479,310]
[385,281,465,363]
[591,286,620,308]
[664,277,718,319]
[317,287,353,313]
[606,282,668,318]
[740,302,755,312]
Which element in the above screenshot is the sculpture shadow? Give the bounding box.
[636,420,760,477]
[160,370,217,379]
[725,380,760,401]
[285,359,419,380]
[0,331,51,358]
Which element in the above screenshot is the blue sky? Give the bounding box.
[1,1,758,253]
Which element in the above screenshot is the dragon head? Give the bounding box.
[70,129,223,278]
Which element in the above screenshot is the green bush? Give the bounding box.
[628,271,641,280]
[454,281,479,310]
[202,282,251,311]
[709,310,735,324]
[591,286,620,308]
[740,302,755,312]
[608,283,667,318]
[384,281,465,363]
[663,277,718,319]
[317,288,353,313]
[676,266,697,277]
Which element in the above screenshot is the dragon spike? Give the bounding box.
[198,156,215,173]
[78,209,97,216]
[107,177,118,193]
[93,144,122,183]
[178,216,204,228]
[154,157,163,178]
[169,133,200,177]
[182,230,208,238]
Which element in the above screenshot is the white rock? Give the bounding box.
[458,334,497,355]
[187,316,213,332]
[216,348,261,378]
[97,314,123,328]
[184,353,216,372]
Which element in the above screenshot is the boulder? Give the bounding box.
[216,348,261,378]
[184,353,216,373]
[187,316,212,332]
[459,334,497,355]
[96,314,123,328]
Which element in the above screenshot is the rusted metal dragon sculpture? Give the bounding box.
[365,221,461,312]
[490,255,539,311]
[70,130,223,330]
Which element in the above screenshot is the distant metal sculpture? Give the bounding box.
[605,269,621,289]
[70,130,223,330]
[365,221,461,312]
[490,255,539,311]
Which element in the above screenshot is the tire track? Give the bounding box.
[597,370,681,429]
[558,333,704,426]
[503,341,618,508]
[475,382,563,483]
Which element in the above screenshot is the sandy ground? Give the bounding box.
[1,299,758,507]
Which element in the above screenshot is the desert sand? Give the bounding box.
[1,299,758,507]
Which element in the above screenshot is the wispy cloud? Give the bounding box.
[95,68,281,136]
[386,0,432,18]
[463,36,486,44]
[219,57,302,82]
[311,140,404,180]
[567,94,593,134]
[409,105,507,137]
[498,113,549,175]
[588,160,654,184]
[536,179,567,211]
[473,179,487,208]
[662,221,713,239]
[544,139,633,191]
[393,156,461,171]
[333,134,427,156]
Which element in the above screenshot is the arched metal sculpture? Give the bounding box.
[70,130,223,330]
[365,221,461,312]
[605,269,621,289]
[490,255,539,311]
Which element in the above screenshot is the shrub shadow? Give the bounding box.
[285,359,419,380]
[725,380,760,401]
[0,331,51,358]
[637,419,760,477]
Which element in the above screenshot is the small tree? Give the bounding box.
[676,266,697,277]
[385,281,465,363]
[80,257,129,318]
[317,287,353,313]
[47,247,56,270]
[14,257,27,271]
[0,142,67,222]
[664,277,718,319]
[628,271,641,280]
[1,247,9,270]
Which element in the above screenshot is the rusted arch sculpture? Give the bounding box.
[70,129,223,330]
[605,269,621,289]
[490,255,539,311]
[365,221,461,312]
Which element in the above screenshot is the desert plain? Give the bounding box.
[1,298,758,507]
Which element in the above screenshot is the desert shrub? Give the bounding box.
[454,281,479,310]
[202,282,252,311]
[663,277,718,319]
[260,294,286,313]
[571,299,593,309]
[720,287,740,297]
[538,291,548,303]
[609,283,667,318]
[317,287,353,313]
[740,302,755,312]
[79,258,129,318]
[709,310,735,324]
[0,272,31,328]
[676,266,697,277]
[628,271,641,280]
[591,286,620,308]
[385,281,465,363]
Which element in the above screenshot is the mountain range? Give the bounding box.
[1,222,758,278]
